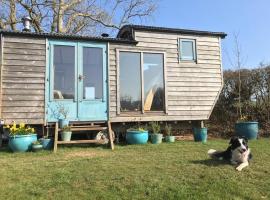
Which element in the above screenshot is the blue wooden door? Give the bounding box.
[46,41,107,122]
[77,43,107,121]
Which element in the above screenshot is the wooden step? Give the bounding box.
[59,127,108,131]
[57,139,105,144]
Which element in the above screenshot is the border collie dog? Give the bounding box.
[208,136,252,171]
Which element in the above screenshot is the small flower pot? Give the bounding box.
[126,130,148,144]
[8,134,37,152]
[165,136,175,143]
[39,138,53,150]
[32,144,43,152]
[151,133,163,144]
[235,121,258,140]
[193,128,207,142]
[61,131,72,141]
[59,119,69,128]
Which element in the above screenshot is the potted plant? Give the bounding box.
[126,125,148,144]
[164,124,175,143]
[32,140,43,152]
[149,121,162,144]
[193,121,207,143]
[6,122,37,152]
[39,136,53,150]
[235,115,258,140]
[61,125,72,141]
[57,103,69,128]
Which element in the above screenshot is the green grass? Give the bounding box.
[0,139,270,200]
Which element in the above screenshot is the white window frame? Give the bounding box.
[116,49,168,115]
[179,39,197,62]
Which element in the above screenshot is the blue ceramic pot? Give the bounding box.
[59,119,69,128]
[61,131,72,141]
[126,130,148,144]
[235,122,258,140]
[151,133,163,144]
[193,128,207,142]
[165,136,175,143]
[8,134,37,152]
[40,138,53,150]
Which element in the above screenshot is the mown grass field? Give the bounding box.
[0,139,269,200]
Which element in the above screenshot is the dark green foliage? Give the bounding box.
[211,66,270,136]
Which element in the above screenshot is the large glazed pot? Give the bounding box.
[235,122,258,140]
[126,130,149,144]
[8,134,37,152]
[193,128,207,142]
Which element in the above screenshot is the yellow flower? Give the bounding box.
[5,125,10,129]
[12,122,16,129]
[31,128,35,133]
[19,122,25,128]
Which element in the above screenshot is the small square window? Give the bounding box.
[179,39,196,61]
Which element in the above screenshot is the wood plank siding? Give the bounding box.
[1,36,46,124]
[109,30,223,122]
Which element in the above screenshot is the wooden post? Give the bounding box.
[107,121,114,150]
[53,122,59,153]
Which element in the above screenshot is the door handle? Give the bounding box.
[78,75,85,81]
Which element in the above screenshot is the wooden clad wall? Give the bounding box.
[109,31,222,122]
[1,36,46,124]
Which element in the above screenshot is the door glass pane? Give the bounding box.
[143,53,164,111]
[119,52,141,112]
[53,45,75,99]
[83,47,103,100]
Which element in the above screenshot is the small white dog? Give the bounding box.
[208,136,252,171]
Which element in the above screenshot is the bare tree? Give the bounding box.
[225,32,248,118]
[0,0,158,35]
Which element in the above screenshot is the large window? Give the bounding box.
[143,53,164,111]
[179,39,196,61]
[119,52,141,112]
[119,51,165,112]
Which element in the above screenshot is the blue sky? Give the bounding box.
[147,0,270,70]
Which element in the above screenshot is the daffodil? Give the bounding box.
[19,122,25,128]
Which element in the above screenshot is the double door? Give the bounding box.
[46,41,107,122]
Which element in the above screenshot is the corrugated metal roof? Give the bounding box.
[0,29,138,44]
[117,25,227,39]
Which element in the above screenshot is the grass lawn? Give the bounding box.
[0,138,269,200]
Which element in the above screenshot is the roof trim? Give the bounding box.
[117,25,227,39]
[0,30,138,44]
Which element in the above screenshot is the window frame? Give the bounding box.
[179,38,197,62]
[116,49,167,115]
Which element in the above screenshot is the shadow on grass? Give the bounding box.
[190,159,230,167]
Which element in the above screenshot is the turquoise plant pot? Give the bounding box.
[235,122,258,140]
[151,133,163,144]
[40,138,53,150]
[61,131,72,141]
[193,128,207,142]
[126,130,149,144]
[8,134,37,152]
[165,136,175,143]
[32,144,43,152]
[59,119,69,128]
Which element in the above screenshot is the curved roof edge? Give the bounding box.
[117,24,227,39]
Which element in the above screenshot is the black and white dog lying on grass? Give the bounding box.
[208,136,252,171]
